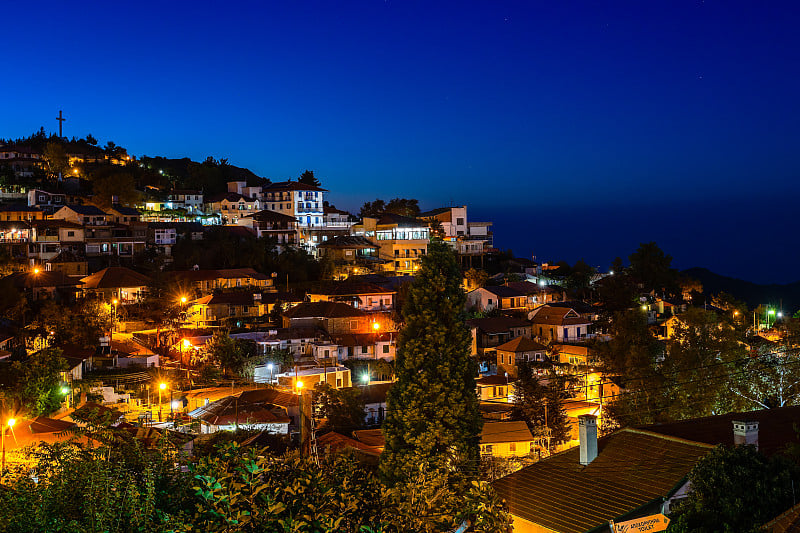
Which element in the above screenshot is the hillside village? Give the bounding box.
[2,131,800,531]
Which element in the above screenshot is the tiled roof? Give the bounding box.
[317,431,381,456]
[167,267,269,282]
[0,204,43,212]
[188,396,291,426]
[481,421,533,444]
[492,429,713,533]
[60,204,108,216]
[353,428,385,449]
[418,207,453,218]
[308,281,393,296]
[465,317,531,334]
[28,416,76,434]
[477,285,527,298]
[263,180,327,192]
[237,388,300,408]
[283,301,369,319]
[205,192,257,203]
[80,267,151,289]
[3,270,82,289]
[375,212,425,227]
[763,501,800,532]
[530,306,591,326]
[201,291,258,306]
[640,405,800,457]
[330,332,392,346]
[317,235,376,249]
[109,204,140,216]
[495,336,547,353]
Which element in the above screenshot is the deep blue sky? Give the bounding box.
[3,1,799,283]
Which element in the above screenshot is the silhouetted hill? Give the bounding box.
[682,267,800,314]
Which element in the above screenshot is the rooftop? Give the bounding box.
[283,301,370,319]
[465,316,531,334]
[80,267,151,289]
[481,421,533,444]
[495,336,548,353]
[492,428,713,533]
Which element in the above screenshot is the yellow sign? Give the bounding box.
[612,514,670,533]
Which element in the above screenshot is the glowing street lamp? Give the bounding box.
[296,380,304,391]
[372,321,380,331]
[1,417,15,479]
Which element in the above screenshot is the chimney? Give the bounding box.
[579,414,598,465]
[732,420,759,450]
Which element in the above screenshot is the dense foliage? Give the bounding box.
[0,433,511,532]
[669,444,800,533]
[381,240,482,483]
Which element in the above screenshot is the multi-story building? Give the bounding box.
[0,145,44,177]
[28,220,85,262]
[316,235,383,279]
[105,205,141,225]
[352,214,430,276]
[166,190,204,214]
[204,192,260,223]
[237,210,298,250]
[418,205,493,265]
[52,205,108,226]
[261,181,327,251]
[0,204,46,222]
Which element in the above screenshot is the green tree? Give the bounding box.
[205,332,258,376]
[597,310,666,428]
[91,171,140,207]
[298,169,320,187]
[385,198,420,217]
[669,445,800,533]
[513,364,572,449]
[380,240,481,483]
[9,347,68,415]
[464,268,489,291]
[662,308,745,420]
[42,141,68,178]
[314,383,366,431]
[628,241,678,294]
[359,198,386,218]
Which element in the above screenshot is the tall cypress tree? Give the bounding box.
[380,240,481,483]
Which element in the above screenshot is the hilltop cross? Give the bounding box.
[56,110,66,138]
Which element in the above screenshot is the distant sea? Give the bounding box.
[470,199,799,285]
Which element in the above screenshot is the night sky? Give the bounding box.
[3,1,799,283]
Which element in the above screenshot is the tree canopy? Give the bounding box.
[380,240,481,483]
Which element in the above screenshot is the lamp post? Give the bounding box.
[111,298,118,344]
[266,363,274,385]
[159,382,167,422]
[1,418,16,480]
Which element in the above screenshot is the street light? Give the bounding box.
[158,382,167,421]
[1,418,15,479]
[362,373,370,385]
[296,380,304,391]
[266,363,274,384]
